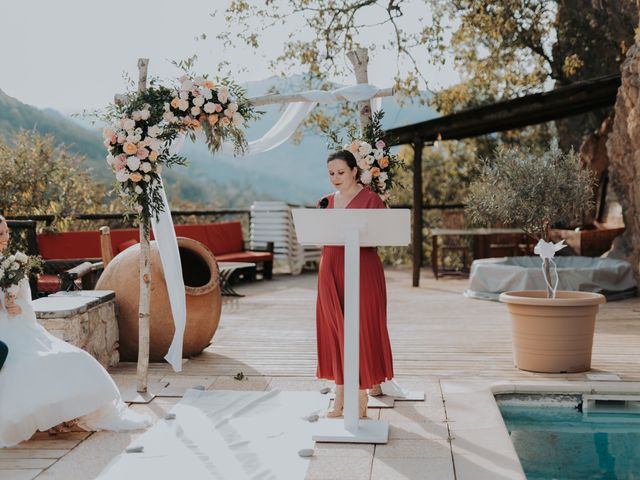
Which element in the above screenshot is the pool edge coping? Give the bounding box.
[440,380,640,480]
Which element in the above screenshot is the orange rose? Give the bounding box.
[123,143,138,155]
[191,119,201,128]
[129,172,143,182]
[203,80,215,89]
[170,98,180,109]
[208,114,219,125]
[371,167,381,177]
[148,151,158,162]
[378,156,389,168]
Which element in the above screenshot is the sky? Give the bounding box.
[0,0,459,112]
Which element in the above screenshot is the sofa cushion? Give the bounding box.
[117,239,139,253]
[174,224,210,250]
[37,274,61,293]
[216,251,273,263]
[37,231,102,260]
[109,229,140,253]
[205,221,244,255]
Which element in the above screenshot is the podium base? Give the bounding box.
[393,390,425,401]
[313,418,389,444]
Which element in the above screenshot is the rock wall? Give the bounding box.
[606,43,640,279]
[580,115,613,224]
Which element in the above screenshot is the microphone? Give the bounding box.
[319,197,329,209]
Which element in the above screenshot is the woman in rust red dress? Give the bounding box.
[316,150,394,418]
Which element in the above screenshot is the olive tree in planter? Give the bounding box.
[466,143,604,373]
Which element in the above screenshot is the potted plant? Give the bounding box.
[466,142,604,373]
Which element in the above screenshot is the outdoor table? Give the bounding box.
[430,228,525,279]
[217,261,257,297]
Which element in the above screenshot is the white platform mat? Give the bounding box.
[97,389,330,480]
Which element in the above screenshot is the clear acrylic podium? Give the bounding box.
[292,208,410,443]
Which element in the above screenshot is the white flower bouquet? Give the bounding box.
[166,74,256,153]
[0,251,43,295]
[102,72,259,224]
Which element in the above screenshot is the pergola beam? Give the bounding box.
[412,136,424,287]
[386,74,620,146]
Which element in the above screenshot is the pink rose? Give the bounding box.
[375,139,385,149]
[113,155,126,171]
[137,148,149,160]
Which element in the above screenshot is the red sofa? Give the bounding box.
[36,221,273,293]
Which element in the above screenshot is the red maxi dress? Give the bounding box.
[315,188,394,389]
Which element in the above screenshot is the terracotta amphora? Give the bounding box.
[96,237,222,361]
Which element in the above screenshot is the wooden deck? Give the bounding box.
[3,268,640,479]
[182,268,640,382]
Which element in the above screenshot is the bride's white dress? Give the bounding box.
[0,279,150,447]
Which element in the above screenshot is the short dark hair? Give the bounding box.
[327,150,360,179]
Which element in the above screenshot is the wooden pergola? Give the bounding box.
[384,73,621,286]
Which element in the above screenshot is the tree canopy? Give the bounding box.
[212,0,636,147]
[0,131,106,229]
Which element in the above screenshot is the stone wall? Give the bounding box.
[34,292,119,369]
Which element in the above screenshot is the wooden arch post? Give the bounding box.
[136,58,152,393]
[347,48,372,133]
[114,58,152,393]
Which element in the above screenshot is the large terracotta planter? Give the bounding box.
[499,290,606,373]
[96,237,222,361]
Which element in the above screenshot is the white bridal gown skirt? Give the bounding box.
[0,281,150,448]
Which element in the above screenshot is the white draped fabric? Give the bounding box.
[296,84,382,103]
[220,102,317,157]
[154,84,385,369]
[151,181,186,373]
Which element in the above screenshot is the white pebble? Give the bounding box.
[298,448,314,457]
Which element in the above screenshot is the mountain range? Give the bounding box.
[0,76,438,206]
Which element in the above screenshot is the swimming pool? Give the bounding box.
[497,394,640,479]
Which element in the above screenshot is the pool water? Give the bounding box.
[497,395,640,479]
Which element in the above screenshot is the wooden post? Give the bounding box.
[412,136,424,287]
[99,226,114,267]
[136,58,151,393]
[346,48,372,133]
